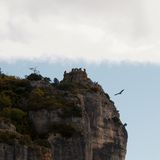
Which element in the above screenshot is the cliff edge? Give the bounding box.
[0,68,127,160]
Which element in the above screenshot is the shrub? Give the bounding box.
[28,95,65,110]
[60,106,82,118]
[31,88,45,97]
[0,93,12,109]
[26,73,43,81]
[14,116,32,135]
[56,82,76,91]
[0,108,26,122]
[28,89,67,110]
[53,78,59,86]
[0,131,32,145]
[0,108,32,135]
[0,76,31,95]
[44,77,51,83]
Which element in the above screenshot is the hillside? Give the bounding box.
[0,68,127,160]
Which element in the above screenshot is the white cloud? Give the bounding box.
[0,0,160,63]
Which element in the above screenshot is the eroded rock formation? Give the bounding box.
[0,68,127,160]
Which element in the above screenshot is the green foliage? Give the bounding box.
[0,108,26,122]
[28,88,66,110]
[0,76,31,93]
[15,116,32,135]
[0,131,32,145]
[0,77,31,110]
[0,71,85,143]
[56,82,79,91]
[0,93,12,108]
[2,90,17,99]
[60,106,82,118]
[26,73,43,81]
[56,81,92,94]
[31,88,45,97]
[43,77,51,83]
[0,107,33,139]
[53,78,59,86]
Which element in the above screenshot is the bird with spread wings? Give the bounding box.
[114,89,124,96]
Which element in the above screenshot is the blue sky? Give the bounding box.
[1,0,160,159]
[1,61,160,160]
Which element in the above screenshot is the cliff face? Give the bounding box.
[0,143,52,160]
[0,69,127,160]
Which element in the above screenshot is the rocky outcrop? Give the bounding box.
[0,143,52,160]
[0,120,16,132]
[0,68,127,160]
[29,68,128,160]
[63,68,88,83]
[0,121,53,160]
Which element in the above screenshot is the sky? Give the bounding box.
[1,0,160,63]
[0,0,160,160]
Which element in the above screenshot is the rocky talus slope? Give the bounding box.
[0,69,127,160]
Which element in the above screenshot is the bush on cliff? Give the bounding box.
[0,107,26,122]
[0,131,32,145]
[0,71,85,143]
[0,93,12,109]
[26,73,43,81]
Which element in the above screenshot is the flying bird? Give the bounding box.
[114,89,124,96]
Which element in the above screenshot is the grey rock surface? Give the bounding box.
[0,143,52,160]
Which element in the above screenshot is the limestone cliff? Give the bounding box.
[0,69,127,160]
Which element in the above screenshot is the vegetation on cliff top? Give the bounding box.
[0,69,98,146]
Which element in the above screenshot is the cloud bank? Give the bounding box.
[0,0,160,63]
